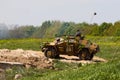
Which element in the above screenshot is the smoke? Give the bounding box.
[0,23,9,39]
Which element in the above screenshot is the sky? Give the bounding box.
[0,0,120,26]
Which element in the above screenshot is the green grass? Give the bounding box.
[1,36,120,80]
[0,38,53,50]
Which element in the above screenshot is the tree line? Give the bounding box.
[1,20,120,39]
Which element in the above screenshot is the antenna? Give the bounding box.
[90,12,97,24]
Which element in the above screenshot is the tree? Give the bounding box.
[57,22,70,36]
[32,21,52,38]
[9,26,36,38]
[99,22,112,36]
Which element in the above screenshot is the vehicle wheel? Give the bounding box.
[44,48,56,58]
[55,54,60,58]
[79,49,91,60]
[89,53,94,60]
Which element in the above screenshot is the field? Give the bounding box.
[0,36,120,80]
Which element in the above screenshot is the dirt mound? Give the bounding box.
[0,49,53,69]
[0,49,107,69]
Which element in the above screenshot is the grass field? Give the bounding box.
[0,36,120,80]
[0,38,53,50]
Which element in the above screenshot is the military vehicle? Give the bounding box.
[41,36,99,60]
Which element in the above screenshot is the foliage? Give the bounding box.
[9,25,36,38]
[2,20,120,39]
[57,22,70,36]
[32,21,52,38]
[44,21,62,38]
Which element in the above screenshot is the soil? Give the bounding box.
[59,55,107,64]
[0,49,53,69]
[0,49,107,69]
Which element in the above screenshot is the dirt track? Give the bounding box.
[0,49,107,69]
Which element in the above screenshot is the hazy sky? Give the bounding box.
[0,0,120,26]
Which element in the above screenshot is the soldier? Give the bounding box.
[75,30,81,37]
[55,38,60,45]
[75,30,82,43]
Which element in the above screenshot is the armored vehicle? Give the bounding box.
[41,36,99,60]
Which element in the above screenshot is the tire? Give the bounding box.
[89,52,96,60]
[78,48,91,60]
[44,47,56,58]
[89,53,94,60]
[55,54,60,58]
